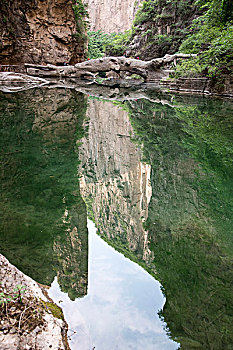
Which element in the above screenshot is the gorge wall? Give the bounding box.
[86,0,142,33]
[0,0,85,65]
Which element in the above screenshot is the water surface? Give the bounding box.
[0,88,233,349]
[49,220,178,350]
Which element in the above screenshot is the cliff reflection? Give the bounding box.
[80,95,233,349]
[125,96,233,349]
[79,98,153,266]
[0,88,88,300]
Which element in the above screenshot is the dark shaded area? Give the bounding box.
[0,88,88,300]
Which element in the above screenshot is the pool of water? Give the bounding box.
[0,87,233,349]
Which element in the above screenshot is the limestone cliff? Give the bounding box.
[85,0,142,33]
[0,0,86,65]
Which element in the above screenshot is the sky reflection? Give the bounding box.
[49,220,179,350]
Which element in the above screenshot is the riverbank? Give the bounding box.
[0,254,70,350]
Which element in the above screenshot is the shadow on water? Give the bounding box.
[0,88,88,300]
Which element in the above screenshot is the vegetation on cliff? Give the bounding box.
[175,0,233,80]
[87,0,232,84]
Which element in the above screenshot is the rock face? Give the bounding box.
[123,0,201,60]
[0,0,85,65]
[0,254,69,350]
[86,0,142,33]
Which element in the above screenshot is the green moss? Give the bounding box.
[43,301,64,320]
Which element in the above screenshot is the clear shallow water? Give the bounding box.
[49,220,178,350]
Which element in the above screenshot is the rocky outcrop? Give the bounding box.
[160,76,233,98]
[123,0,201,60]
[85,0,142,33]
[25,54,196,81]
[0,0,86,65]
[0,254,69,350]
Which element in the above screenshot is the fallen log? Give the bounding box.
[25,54,197,82]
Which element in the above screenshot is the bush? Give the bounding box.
[104,31,132,56]
[87,31,109,59]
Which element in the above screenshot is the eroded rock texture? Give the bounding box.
[123,0,201,60]
[0,0,85,65]
[0,254,69,350]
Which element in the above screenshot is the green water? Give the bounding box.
[126,96,233,349]
[0,87,233,349]
[0,88,88,300]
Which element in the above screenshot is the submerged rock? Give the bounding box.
[0,254,70,350]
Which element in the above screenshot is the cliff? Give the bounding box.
[79,99,153,263]
[85,0,142,33]
[125,0,200,60]
[0,0,86,65]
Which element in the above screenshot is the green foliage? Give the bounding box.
[133,0,158,26]
[13,285,26,304]
[175,0,233,78]
[104,31,132,56]
[72,0,89,41]
[177,24,233,78]
[87,30,132,58]
[0,285,26,310]
[87,30,109,59]
[196,0,233,25]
